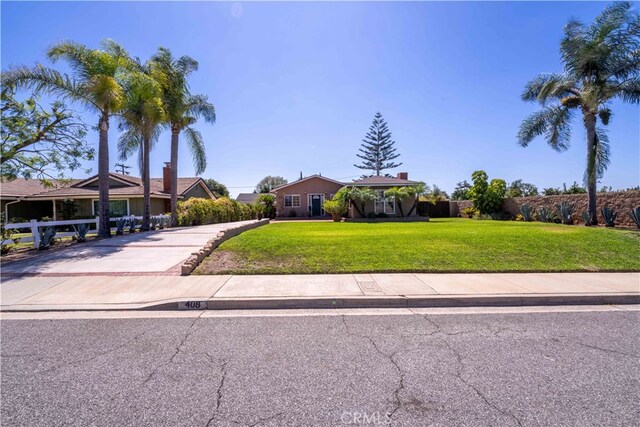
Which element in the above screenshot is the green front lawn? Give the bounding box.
[194,219,640,274]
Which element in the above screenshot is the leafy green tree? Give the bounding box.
[451,180,472,200]
[426,184,450,202]
[469,170,506,214]
[151,48,216,227]
[1,87,93,184]
[506,179,539,198]
[384,187,409,217]
[2,39,132,237]
[518,2,640,224]
[562,181,587,194]
[117,65,166,231]
[255,176,287,193]
[354,112,402,177]
[542,187,562,196]
[203,178,229,197]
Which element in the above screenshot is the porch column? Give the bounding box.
[52,200,57,221]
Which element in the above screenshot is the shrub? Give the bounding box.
[1,213,18,255]
[630,207,640,229]
[177,197,258,226]
[288,209,297,218]
[323,199,347,222]
[537,207,553,222]
[601,207,617,227]
[367,212,377,219]
[556,201,575,225]
[376,212,389,218]
[519,204,534,221]
[461,207,478,218]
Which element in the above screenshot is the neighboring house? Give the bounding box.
[236,193,261,204]
[270,172,420,218]
[1,165,215,221]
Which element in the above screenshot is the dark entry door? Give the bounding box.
[311,195,322,216]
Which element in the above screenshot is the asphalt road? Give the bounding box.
[2,308,639,426]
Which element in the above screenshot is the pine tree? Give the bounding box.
[354,112,402,176]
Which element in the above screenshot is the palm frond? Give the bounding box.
[183,126,207,175]
[585,126,611,184]
[517,105,572,151]
[521,73,577,103]
[117,129,142,161]
[617,78,640,103]
[47,41,92,80]
[598,107,612,125]
[187,94,216,124]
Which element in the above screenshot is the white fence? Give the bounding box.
[2,215,169,249]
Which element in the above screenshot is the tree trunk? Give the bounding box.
[406,197,419,217]
[170,127,179,227]
[97,113,111,238]
[350,199,363,218]
[397,197,405,217]
[141,132,151,231]
[584,113,598,225]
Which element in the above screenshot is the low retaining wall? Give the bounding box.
[181,219,270,275]
[450,191,640,226]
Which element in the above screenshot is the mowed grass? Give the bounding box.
[195,218,640,274]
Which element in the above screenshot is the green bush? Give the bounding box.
[322,199,347,222]
[177,197,257,226]
[469,170,506,214]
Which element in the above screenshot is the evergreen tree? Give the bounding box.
[354,112,402,176]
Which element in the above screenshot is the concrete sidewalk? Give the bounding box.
[1,272,638,311]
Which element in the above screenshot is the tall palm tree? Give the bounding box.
[1,40,131,237]
[150,48,216,227]
[117,66,166,231]
[518,2,639,224]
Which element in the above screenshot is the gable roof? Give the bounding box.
[1,173,213,200]
[350,176,421,187]
[236,193,261,204]
[271,174,345,192]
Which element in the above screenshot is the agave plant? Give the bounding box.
[630,207,640,229]
[601,207,617,227]
[129,217,138,233]
[38,226,57,250]
[581,211,594,226]
[519,204,535,222]
[556,201,575,225]
[150,216,159,230]
[73,223,90,242]
[537,206,553,222]
[115,218,127,235]
[158,215,166,229]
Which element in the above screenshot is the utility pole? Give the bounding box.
[115,163,131,175]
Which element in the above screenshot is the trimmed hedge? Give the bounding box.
[177,197,258,226]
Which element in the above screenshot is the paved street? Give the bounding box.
[2,306,639,426]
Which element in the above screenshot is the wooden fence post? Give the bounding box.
[30,219,40,249]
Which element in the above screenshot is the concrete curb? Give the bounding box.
[2,293,638,312]
[180,219,270,275]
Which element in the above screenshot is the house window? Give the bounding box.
[374,190,395,214]
[92,199,129,217]
[284,195,301,208]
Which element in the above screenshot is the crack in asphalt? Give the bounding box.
[247,412,284,427]
[143,313,205,385]
[439,338,523,427]
[206,359,228,427]
[570,341,640,359]
[30,325,156,375]
[341,315,405,424]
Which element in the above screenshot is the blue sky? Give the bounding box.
[2,1,639,197]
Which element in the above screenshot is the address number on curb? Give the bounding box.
[179,301,208,310]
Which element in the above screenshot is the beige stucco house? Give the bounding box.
[1,165,215,221]
[270,172,421,218]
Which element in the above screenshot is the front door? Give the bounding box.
[311,195,322,216]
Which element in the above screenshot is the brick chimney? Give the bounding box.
[397,172,408,180]
[163,162,171,192]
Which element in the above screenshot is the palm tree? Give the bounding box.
[518,2,639,224]
[2,40,131,237]
[150,48,216,227]
[384,187,409,217]
[406,183,427,217]
[117,66,166,231]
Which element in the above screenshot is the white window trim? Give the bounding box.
[284,194,301,208]
[91,198,130,216]
[374,191,395,215]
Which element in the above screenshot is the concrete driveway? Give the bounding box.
[0,220,261,275]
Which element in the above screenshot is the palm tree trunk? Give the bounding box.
[350,199,363,218]
[170,126,179,227]
[141,132,151,231]
[407,197,418,217]
[397,197,405,217]
[98,113,111,238]
[584,113,598,225]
